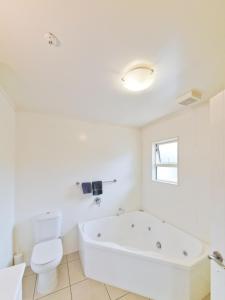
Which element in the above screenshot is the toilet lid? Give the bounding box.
[32,238,62,265]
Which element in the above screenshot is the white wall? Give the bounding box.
[210,90,225,299]
[15,112,141,261]
[141,102,211,242]
[0,90,15,268]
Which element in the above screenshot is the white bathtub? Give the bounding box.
[78,211,210,300]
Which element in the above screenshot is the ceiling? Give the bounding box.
[0,0,225,127]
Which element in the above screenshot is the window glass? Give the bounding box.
[156,166,177,183]
[156,141,177,164]
[152,138,178,184]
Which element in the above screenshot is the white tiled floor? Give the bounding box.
[68,259,86,285]
[105,284,128,300]
[22,252,210,300]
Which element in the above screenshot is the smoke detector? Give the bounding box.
[177,90,202,106]
[44,32,60,47]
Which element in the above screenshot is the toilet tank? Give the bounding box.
[34,212,62,243]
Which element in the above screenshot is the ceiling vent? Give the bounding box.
[177,90,202,106]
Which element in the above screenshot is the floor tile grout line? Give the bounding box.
[70,277,88,287]
[32,275,37,300]
[35,286,71,300]
[104,284,112,300]
[68,270,73,300]
[115,292,130,300]
[66,251,80,264]
[67,258,80,263]
[34,280,70,298]
[66,255,73,300]
[104,284,130,300]
[67,254,88,287]
[66,255,72,286]
[69,285,73,300]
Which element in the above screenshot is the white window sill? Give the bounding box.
[152,179,179,186]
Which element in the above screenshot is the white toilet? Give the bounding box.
[31,212,63,295]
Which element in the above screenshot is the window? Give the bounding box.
[152,138,178,184]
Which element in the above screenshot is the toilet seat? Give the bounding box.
[32,238,63,265]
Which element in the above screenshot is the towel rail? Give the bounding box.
[76,179,117,186]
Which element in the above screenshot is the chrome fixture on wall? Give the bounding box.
[94,197,102,207]
[209,251,225,269]
[116,208,125,216]
[76,179,117,186]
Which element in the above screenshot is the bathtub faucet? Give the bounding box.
[116,208,125,216]
[94,197,102,207]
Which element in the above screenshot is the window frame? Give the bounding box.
[152,137,179,185]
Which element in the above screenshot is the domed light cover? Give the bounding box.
[121,65,154,92]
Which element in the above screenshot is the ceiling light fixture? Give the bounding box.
[121,64,154,92]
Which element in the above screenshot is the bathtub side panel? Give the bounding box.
[81,244,190,300]
[78,226,88,274]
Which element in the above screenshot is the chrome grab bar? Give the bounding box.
[208,251,225,269]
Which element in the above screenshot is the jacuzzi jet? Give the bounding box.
[183,250,188,256]
[97,233,101,238]
[156,241,162,249]
[131,224,135,228]
[148,226,151,231]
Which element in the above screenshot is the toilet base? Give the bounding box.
[37,268,58,295]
